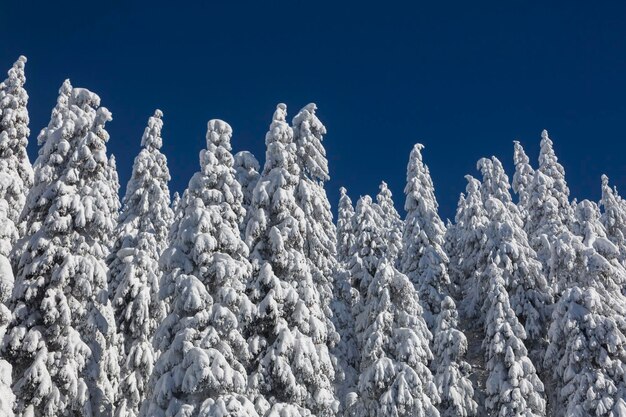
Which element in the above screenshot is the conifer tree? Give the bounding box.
[482,263,546,417]
[512,140,534,218]
[336,187,355,264]
[144,119,257,417]
[245,104,338,417]
[349,258,440,417]
[4,80,119,416]
[600,174,626,263]
[375,181,403,263]
[292,103,338,349]
[401,143,450,329]
[476,157,552,342]
[545,208,626,417]
[108,110,173,417]
[234,150,260,235]
[433,297,477,417]
[0,55,34,251]
[0,254,14,417]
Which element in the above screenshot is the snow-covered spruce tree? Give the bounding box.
[600,174,626,263]
[108,110,173,417]
[482,263,546,417]
[245,104,337,417]
[476,157,552,342]
[447,176,488,318]
[545,215,626,417]
[349,257,440,417]
[144,119,257,417]
[292,103,339,348]
[375,181,403,264]
[433,296,477,417]
[401,143,450,329]
[4,80,119,416]
[536,129,572,225]
[0,254,15,417]
[0,56,34,255]
[512,140,534,219]
[234,150,260,236]
[336,187,355,265]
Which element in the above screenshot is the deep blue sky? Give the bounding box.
[2,1,626,220]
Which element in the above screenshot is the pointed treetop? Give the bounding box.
[513,140,530,165]
[206,119,233,150]
[140,109,164,150]
[340,186,348,196]
[273,102,287,122]
[601,174,609,188]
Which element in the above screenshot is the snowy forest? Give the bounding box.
[0,54,625,417]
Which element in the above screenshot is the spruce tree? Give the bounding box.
[4,81,119,416]
[349,257,440,417]
[600,174,626,263]
[433,297,477,417]
[482,263,546,417]
[336,187,355,265]
[375,181,403,263]
[292,103,338,350]
[0,55,34,251]
[545,209,626,417]
[108,110,173,417]
[512,140,534,219]
[245,104,338,416]
[144,119,257,417]
[234,150,260,236]
[401,143,450,329]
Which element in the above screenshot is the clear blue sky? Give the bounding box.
[2,1,626,220]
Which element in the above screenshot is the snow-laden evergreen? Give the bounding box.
[545,205,626,416]
[144,119,257,417]
[108,110,173,417]
[4,80,119,416]
[447,176,488,318]
[482,263,546,417]
[475,157,553,342]
[336,187,355,264]
[245,104,338,417]
[234,150,260,236]
[433,297,477,417]
[512,140,534,219]
[348,257,440,417]
[375,181,403,263]
[600,174,626,263]
[401,143,450,329]
[0,56,33,255]
[0,255,15,417]
[292,103,339,353]
[536,130,572,226]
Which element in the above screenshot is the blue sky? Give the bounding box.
[2,1,626,219]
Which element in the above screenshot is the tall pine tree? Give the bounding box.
[4,81,119,416]
[245,104,338,416]
[108,110,173,417]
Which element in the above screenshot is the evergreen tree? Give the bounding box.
[482,263,546,417]
[477,157,552,342]
[336,187,355,265]
[144,119,257,417]
[108,110,173,417]
[349,258,440,417]
[234,150,260,236]
[4,81,119,416]
[448,176,489,318]
[292,103,339,350]
[0,254,15,417]
[401,143,450,329]
[512,140,534,219]
[545,216,626,417]
[537,130,571,225]
[433,297,477,417]
[245,104,338,417]
[600,174,626,263]
[375,181,403,263]
[0,55,34,251]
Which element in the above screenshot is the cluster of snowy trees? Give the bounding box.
[1,55,626,417]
